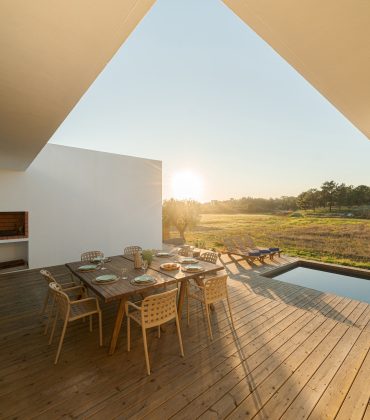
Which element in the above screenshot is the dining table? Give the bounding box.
[66,253,223,355]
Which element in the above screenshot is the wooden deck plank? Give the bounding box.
[308,329,370,420]
[226,322,348,419]
[96,308,311,420]
[3,295,282,417]
[146,291,347,419]
[57,303,297,419]
[335,347,370,420]
[161,312,321,420]
[363,402,370,420]
[77,288,350,418]
[279,326,363,419]
[198,317,338,420]
[0,257,369,420]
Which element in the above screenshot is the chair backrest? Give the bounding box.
[178,247,189,256]
[40,269,58,285]
[81,250,104,262]
[49,282,70,319]
[203,274,229,304]
[222,237,239,252]
[141,289,178,328]
[241,234,255,248]
[233,236,248,251]
[124,246,142,256]
[199,251,218,264]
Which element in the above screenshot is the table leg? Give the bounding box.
[109,298,126,355]
[177,280,187,321]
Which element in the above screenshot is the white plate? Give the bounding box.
[156,252,172,257]
[78,264,98,271]
[95,274,118,282]
[182,264,204,273]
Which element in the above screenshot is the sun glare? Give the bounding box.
[171,171,204,201]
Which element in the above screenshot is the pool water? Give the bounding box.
[273,267,370,304]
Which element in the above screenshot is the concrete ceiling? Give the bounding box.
[0,0,156,170]
[223,0,370,140]
[0,1,369,171]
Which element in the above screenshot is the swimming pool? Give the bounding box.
[271,265,370,304]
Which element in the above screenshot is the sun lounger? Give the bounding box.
[222,237,266,264]
[241,234,282,259]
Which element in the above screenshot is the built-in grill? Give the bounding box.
[0,212,28,239]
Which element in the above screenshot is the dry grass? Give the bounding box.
[181,214,370,269]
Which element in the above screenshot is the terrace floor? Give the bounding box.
[1,254,370,419]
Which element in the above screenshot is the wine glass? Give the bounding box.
[121,267,128,280]
[100,260,106,270]
[142,260,148,273]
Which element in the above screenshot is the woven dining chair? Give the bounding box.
[81,250,104,262]
[40,269,86,334]
[186,274,235,340]
[125,288,184,375]
[178,247,190,257]
[198,251,218,264]
[48,282,103,364]
[123,246,142,256]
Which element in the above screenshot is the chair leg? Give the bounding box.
[204,303,213,340]
[127,316,131,352]
[98,311,103,346]
[158,325,161,338]
[175,314,184,357]
[186,285,190,326]
[55,318,68,364]
[89,315,92,332]
[44,295,55,336]
[142,326,151,375]
[48,309,59,345]
[226,295,235,330]
[41,290,50,315]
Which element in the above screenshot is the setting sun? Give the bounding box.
[171,170,204,201]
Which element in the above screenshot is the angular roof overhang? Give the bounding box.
[223,0,370,140]
[0,0,369,170]
[0,0,156,170]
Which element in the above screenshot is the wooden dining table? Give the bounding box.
[66,253,223,355]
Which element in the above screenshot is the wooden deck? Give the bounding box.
[1,254,369,419]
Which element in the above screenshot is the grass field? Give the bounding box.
[182,213,370,269]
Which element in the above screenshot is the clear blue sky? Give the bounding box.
[51,0,370,202]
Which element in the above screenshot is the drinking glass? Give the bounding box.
[121,267,128,280]
[100,260,106,270]
[142,260,148,272]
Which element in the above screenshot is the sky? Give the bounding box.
[50,0,370,202]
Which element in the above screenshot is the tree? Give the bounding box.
[336,183,348,209]
[321,181,338,212]
[297,189,319,211]
[297,191,310,210]
[353,185,370,206]
[162,199,201,239]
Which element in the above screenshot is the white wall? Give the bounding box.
[0,144,162,269]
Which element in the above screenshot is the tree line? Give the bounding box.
[162,181,370,240]
[199,181,370,214]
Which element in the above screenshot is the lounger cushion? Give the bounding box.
[248,251,261,256]
[269,247,280,252]
[259,249,271,254]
